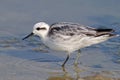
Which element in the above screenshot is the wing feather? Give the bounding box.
[48,22,97,37]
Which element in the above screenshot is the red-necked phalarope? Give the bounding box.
[23,22,118,67]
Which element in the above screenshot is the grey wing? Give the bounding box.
[48,22,97,37]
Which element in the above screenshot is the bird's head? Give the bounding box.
[23,22,50,40]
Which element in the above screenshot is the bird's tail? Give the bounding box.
[95,29,118,37]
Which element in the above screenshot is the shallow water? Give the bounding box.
[0,0,120,80]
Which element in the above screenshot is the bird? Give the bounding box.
[23,22,118,67]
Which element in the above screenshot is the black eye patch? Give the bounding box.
[36,27,41,30]
[36,27,46,30]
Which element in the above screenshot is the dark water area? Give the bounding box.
[0,0,120,80]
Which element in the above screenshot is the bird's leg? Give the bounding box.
[74,49,81,65]
[62,54,70,67]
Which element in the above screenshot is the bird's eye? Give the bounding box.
[36,27,41,30]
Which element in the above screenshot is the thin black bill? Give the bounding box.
[22,32,34,40]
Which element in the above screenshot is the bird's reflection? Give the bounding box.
[47,64,118,80]
[47,64,83,80]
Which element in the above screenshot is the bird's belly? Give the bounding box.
[43,39,83,52]
[42,36,109,52]
[44,41,69,52]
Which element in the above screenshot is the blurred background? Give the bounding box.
[0,0,120,34]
